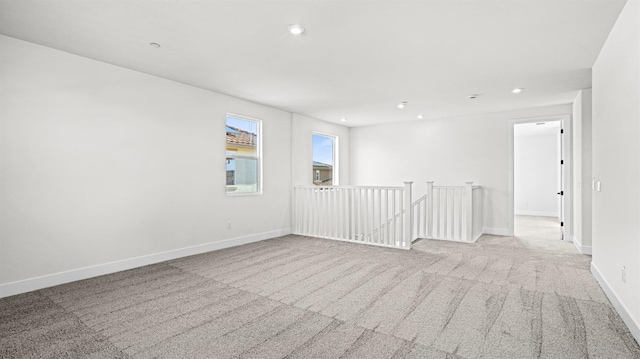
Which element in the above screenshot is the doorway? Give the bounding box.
[508,114,571,240]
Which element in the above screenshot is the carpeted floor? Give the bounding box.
[1,216,639,358]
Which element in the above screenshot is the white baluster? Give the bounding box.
[384,189,389,245]
[448,189,454,240]
[426,181,433,239]
[465,182,473,242]
[403,182,413,249]
[293,187,300,234]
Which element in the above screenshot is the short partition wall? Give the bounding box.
[293,182,483,250]
[425,182,483,243]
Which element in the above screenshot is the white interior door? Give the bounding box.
[558,125,565,239]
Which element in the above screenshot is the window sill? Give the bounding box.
[226,187,263,196]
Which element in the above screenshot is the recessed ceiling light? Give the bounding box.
[417,114,424,119]
[397,101,407,109]
[512,88,523,94]
[341,118,347,122]
[149,42,161,48]
[468,94,479,99]
[288,24,305,35]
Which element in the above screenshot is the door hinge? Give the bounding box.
[561,222,564,227]
[557,191,564,195]
[561,160,564,165]
[561,129,564,134]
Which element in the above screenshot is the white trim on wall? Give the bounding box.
[482,227,511,236]
[572,236,593,255]
[0,228,291,299]
[591,262,640,343]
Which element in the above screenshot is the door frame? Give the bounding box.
[508,114,572,239]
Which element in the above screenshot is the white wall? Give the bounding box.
[350,105,571,235]
[514,125,560,217]
[591,0,640,342]
[572,89,593,254]
[292,113,350,186]
[0,35,294,291]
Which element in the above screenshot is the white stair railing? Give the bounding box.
[293,181,482,249]
[293,182,414,250]
[425,181,483,242]
[411,194,429,241]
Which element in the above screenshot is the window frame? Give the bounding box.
[312,132,339,186]
[226,113,263,196]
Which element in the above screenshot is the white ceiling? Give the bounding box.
[0,0,626,127]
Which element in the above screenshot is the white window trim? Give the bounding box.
[312,131,339,186]
[226,113,263,196]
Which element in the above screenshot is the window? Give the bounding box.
[312,133,338,186]
[226,114,261,194]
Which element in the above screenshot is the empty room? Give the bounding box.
[1,0,639,358]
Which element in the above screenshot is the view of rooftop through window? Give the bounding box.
[312,133,335,186]
[226,115,260,194]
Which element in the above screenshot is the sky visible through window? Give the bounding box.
[313,134,334,166]
[227,116,257,135]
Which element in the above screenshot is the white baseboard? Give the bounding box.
[571,236,592,255]
[591,263,640,344]
[482,227,511,236]
[0,228,291,299]
[514,210,559,217]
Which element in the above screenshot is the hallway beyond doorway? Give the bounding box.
[514,215,569,251]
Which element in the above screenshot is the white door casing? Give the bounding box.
[508,114,572,240]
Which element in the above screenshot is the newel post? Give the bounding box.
[465,182,474,242]
[426,181,434,239]
[403,182,413,249]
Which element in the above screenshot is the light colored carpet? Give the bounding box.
[1,216,639,358]
[515,215,563,243]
